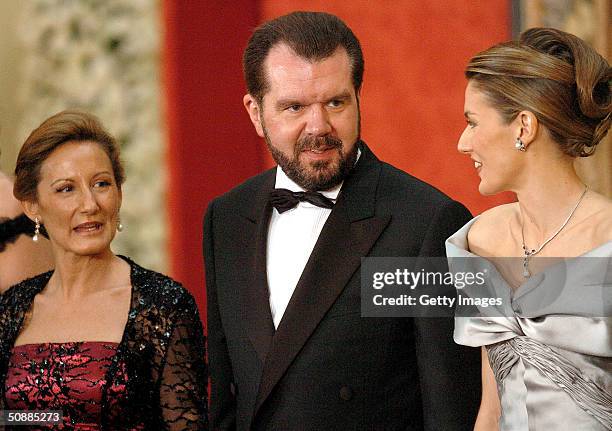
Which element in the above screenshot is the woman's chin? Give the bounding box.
[61,238,114,258]
[477,181,502,196]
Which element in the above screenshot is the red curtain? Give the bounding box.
[163,1,262,315]
[163,1,513,316]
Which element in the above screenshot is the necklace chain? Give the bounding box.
[521,186,588,277]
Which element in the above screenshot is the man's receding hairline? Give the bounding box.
[268,42,350,62]
[255,43,354,105]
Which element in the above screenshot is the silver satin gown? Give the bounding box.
[446,219,612,430]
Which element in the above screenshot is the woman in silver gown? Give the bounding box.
[446,28,611,430]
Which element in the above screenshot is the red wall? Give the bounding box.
[163,1,513,314]
[163,1,262,315]
[261,0,514,212]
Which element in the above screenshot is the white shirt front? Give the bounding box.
[267,148,362,329]
[266,169,342,329]
[266,148,361,328]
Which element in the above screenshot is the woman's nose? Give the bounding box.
[457,128,471,154]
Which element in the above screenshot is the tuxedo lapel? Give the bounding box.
[253,144,391,415]
[238,170,276,364]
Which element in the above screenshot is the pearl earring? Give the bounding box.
[515,138,526,152]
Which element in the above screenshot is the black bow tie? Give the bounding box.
[269,188,335,213]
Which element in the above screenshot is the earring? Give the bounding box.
[515,138,526,152]
[117,214,124,232]
[33,217,40,242]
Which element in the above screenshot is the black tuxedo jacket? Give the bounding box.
[203,143,480,430]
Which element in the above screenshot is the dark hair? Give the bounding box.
[243,11,364,104]
[14,110,125,201]
[465,27,611,157]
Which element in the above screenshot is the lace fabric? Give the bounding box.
[0,256,208,430]
[6,342,126,430]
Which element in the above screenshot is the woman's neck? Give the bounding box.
[47,249,127,300]
[515,158,586,245]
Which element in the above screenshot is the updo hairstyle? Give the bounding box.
[14,110,125,202]
[466,27,611,157]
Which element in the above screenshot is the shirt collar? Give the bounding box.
[274,147,361,201]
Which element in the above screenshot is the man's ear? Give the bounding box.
[243,94,265,138]
[516,110,538,148]
[21,200,40,224]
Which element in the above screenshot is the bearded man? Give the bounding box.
[203,11,480,431]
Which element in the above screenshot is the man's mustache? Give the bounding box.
[296,135,343,153]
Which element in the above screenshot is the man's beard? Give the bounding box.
[262,124,359,191]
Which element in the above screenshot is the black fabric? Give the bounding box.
[203,142,481,431]
[0,256,208,430]
[269,188,335,213]
[0,214,34,253]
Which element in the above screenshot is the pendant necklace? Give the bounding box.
[520,186,588,278]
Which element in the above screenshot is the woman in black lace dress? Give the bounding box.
[0,111,208,430]
[0,167,53,291]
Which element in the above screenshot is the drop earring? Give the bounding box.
[33,217,40,242]
[117,214,124,232]
[515,138,526,152]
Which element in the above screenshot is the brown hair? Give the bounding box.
[14,110,125,201]
[243,11,364,104]
[466,27,611,157]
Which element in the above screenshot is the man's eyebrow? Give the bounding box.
[276,91,353,109]
[275,98,303,109]
[327,91,352,101]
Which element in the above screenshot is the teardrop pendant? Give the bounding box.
[32,217,40,242]
[522,257,531,278]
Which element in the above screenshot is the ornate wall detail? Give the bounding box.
[16,0,166,271]
[520,0,612,197]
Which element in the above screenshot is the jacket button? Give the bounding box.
[230,382,237,396]
[339,386,353,401]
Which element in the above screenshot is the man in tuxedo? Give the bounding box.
[204,11,480,430]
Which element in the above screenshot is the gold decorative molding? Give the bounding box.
[520,0,612,197]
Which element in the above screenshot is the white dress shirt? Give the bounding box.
[266,149,361,329]
[266,169,340,329]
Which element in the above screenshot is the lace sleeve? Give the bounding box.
[158,292,208,430]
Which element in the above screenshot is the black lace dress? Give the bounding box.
[0,214,35,252]
[6,341,124,430]
[0,256,208,430]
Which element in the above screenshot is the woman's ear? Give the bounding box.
[21,200,40,224]
[516,111,539,148]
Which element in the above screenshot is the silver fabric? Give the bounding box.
[446,218,612,430]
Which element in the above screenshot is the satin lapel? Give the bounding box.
[254,143,390,414]
[239,170,276,364]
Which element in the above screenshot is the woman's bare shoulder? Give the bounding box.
[584,192,612,243]
[468,203,518,256]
